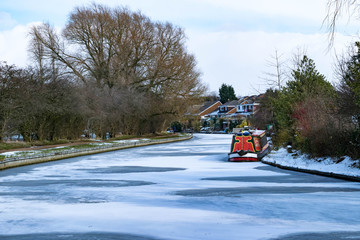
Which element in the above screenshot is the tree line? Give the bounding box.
[253,0,360,159]
[254,47,360,159]
[0,4,205,141]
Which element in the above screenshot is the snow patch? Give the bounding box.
[264,148,360,177]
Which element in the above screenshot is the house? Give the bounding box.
[186,100,221,119]
[218,100,241,129]
[217,100,238,118]
[218,94,265,129]
[235,94,264,117]
[184,100,222,131]
[236,96,256,115]
[185,94,264,132]
[202,100,239,131]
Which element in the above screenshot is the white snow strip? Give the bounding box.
[264,148,360,177]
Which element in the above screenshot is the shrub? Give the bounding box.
[171,121,182,132]
[273,129,292,148]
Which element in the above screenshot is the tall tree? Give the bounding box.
[287,55,334,99]
[29,3,206,135]
[336,41,360,128]
[253,88,278,130]
[271,55,336,152]
[0,62,26,140]
[219,83,237,103]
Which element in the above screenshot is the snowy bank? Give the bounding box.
[0,135,192,170]
[262,148,360,181]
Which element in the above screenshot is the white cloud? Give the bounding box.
[0,23,34,67]
[0,12,17,29]
[199,0,326,17]
[0,23,356,96]
[187,29,355,95]
[1,0,359,97]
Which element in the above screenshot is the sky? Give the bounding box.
[1,0,360,96]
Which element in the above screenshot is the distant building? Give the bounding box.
[186,94,264,131]
[235,95,263,117]
[184,100,222,131]
[218,100,238,118]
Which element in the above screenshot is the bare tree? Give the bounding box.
[30,23,87,84]
[324,0,359,47]
[0,62,25,140]
[291,47,309,69]
[260,49,286,90]
[29,3,206,135]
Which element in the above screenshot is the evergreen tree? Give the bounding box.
[219,83,237,103]
[287,55,334,99]
[338,42,360,128]
[272,55,336,153]
[274,56,334,129]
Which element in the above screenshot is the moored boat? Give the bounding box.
[228,129,270,162]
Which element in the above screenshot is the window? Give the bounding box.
[220,106,227,112]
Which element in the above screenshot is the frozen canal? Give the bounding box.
[1,134,360,240]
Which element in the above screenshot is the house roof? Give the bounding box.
[199,100,221,113]
[186,100,221,116]
[222,100,239,106]
[199,101,222,116]
[238,94,264,105]
[226,107,237,114]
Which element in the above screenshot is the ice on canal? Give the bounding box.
[1,134,360,240]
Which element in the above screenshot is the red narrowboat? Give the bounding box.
[228,130,271,162]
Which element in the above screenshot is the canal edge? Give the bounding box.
[0,134,193,171]
[261,159,360,182]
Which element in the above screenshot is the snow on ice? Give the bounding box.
[0,134,359,240]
